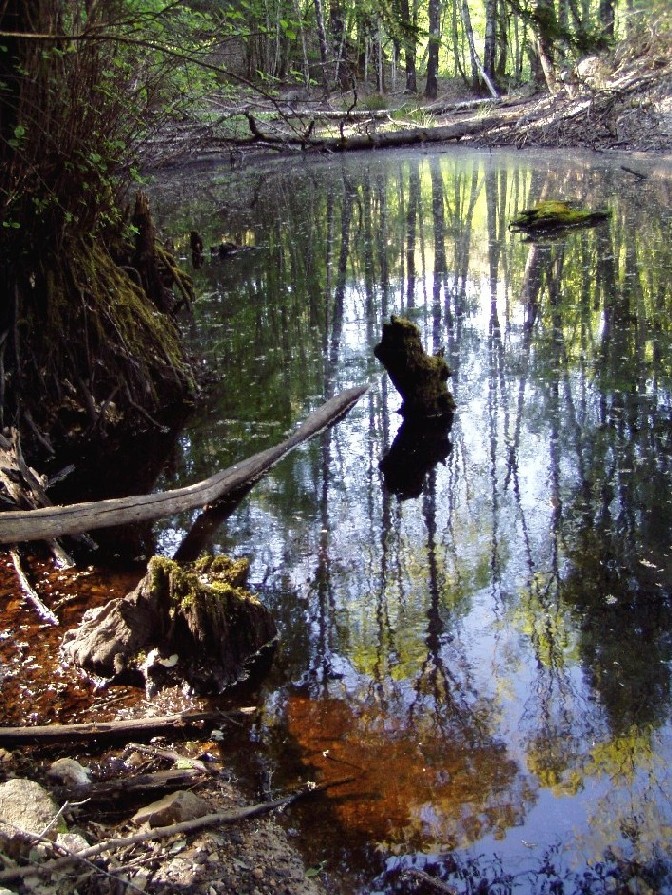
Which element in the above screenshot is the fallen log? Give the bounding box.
[0,385,367,545]
[54,767,207,804]
[245,115,501,151]
[0,709,251,746]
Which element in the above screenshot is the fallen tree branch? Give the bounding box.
[0,385,367,544]
[0,708,252,746]
[54,767,207,803]
[241,118,500,151]
[0,778,355,884]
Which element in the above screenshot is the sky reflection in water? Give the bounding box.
[152,148,672,893]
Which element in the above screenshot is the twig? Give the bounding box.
[621,164,647,179]
[0,814,148,895]
[10,548,59,625]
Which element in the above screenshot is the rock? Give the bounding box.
[0,778,63,843]
[132,790,211,827]
[47,757,91,786]
[56,831,90,852]
[576,55,610,89]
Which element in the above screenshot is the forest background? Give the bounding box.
[0,0,670,490]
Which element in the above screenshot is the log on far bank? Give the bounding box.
[0,385,368,545]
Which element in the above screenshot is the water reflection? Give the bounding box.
[151,149,672,892]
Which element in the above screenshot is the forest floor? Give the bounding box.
[150,37,671,168]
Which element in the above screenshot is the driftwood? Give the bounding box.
[54,767,206,804]
[0,709,250,746]
[0,385,367,545]
[10,548,58,624]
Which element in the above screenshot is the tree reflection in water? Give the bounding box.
[152,150,672,893]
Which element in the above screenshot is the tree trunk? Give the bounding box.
[484,0,497,84]
[532,0,559,92]
[462,0,500,97]
[424,0,441,99]
[598,0,615,45]
[461,0,482,90]
[399,0,418,91]
[313,0,331,89]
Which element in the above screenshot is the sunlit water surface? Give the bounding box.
[149,147,672,893]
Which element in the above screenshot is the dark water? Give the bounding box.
[150,147,672,893]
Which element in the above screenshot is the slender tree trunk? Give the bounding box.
[483,0,497,83]
[330,0,347,85]
[399,0,418,92]
[462,0,500,96]
[598,0,615,44]
[313,0,331,89]
[496,3,509,80]
[424,0,441,98]
[532,0,559,92]
[461,0,480,89]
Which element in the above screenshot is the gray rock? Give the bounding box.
[0,778,62,842]
[132,790,211,827]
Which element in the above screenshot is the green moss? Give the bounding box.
[17,233,196,451]
[146,554,255,616]
[510,200,611,233]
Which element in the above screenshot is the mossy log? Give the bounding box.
[509,200,610,234]
[374,316,455,420]
[61,555,277,695]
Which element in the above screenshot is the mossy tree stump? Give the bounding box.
[62,555,277,695]
[374,316,455,420]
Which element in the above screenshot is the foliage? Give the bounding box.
[0,0,215,455]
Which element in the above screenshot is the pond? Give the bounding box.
[146,146,672,894]
[4,144,669,894]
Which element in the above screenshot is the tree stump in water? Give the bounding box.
[374,316,455,420]
[61,555,277,695]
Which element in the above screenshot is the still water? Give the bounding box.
[151,147,672,893]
